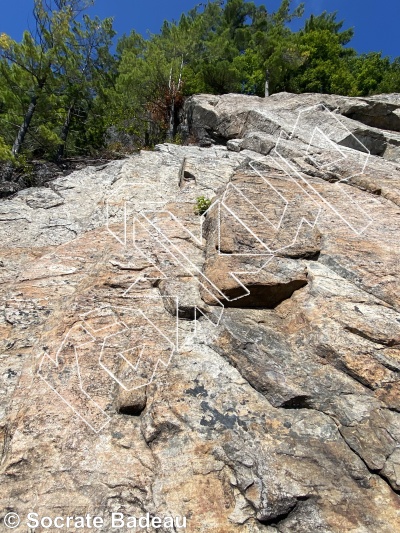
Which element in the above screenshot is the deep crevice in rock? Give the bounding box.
[375,468,400,495]
[344,109,400,134]
[375,358,400,374]
[387,406,400,414]
[222,280,308,309]
[345,326,399,348]
[315,347,377,391]
[337,426,400,496]
[279,250,321,261]
[118,401,146,417]
[280,395,313,409]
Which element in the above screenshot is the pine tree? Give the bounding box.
[53,14,116,160]
[0,0,115,163]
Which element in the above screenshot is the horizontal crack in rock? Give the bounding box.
[222,280,308,309]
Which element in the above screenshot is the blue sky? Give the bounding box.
[0,0,398,58]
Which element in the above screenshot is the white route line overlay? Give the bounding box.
[38,297,180,433]
[37,103,377,433]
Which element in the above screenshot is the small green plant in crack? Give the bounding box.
[195,196,212,215]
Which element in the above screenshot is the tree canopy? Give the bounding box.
[0,0,115,163]
[0,0,399,170]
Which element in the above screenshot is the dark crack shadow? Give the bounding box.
[222,280,308,309]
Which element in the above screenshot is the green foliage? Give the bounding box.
[195,196,212,215]
[0,136,12,162]
[0,0,116,163]
[108,0,400,147]
[286,28,357,94]
[171,133,184,145]
[0,0,399,171]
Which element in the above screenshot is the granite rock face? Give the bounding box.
[1,93,400,532]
